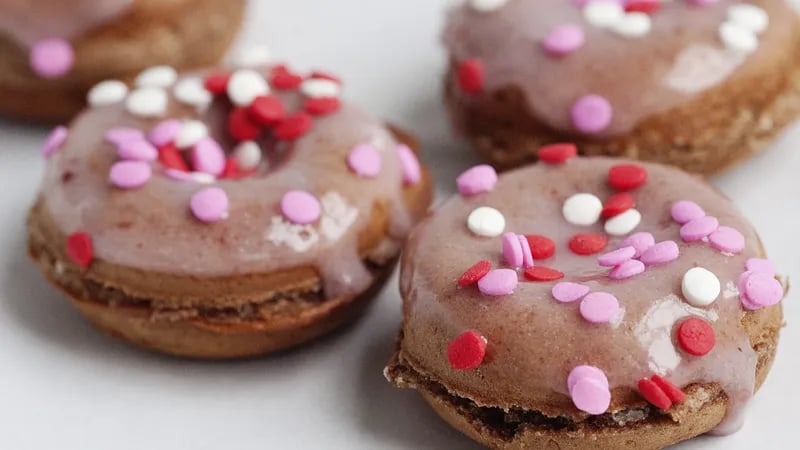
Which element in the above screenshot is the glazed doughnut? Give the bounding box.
[443,0,800,173]
[386,148,785,449]
[27,57,433,358]
[0,0,245,122]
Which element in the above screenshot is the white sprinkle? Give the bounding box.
[87,80,128,107]
[562,193,603,226]
[604,209,642,236]
[719,21,758,54]
[467,206,506,237]
[300,79,341,98]
[469,0,508,12]
[681,267,721,307]
[727,4,769,34]
[227,69,270,106]
[135,65,178,88]
[175,120,209,149]
[125,87,167,117]
[583,1,625,28]
[233,141,262,170]
[611,12,652,38]
[173,77,212,110]
[230,45,271,68]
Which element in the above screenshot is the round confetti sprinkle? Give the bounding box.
[571,94,613,133]
[105,127,144,146]
[625,0,661,14]
[639,240,679,266]
[467,207,506,237]
[281,190,322,225]
[601,192,634,218]
[109,161,152,189]
[571,377,611,415]
[542,24,585,55]
[709,226,745,254]
[524,266,565,282]
[66,232,93,268]
[233,141,262,171]
[159,144,189,172]
[204,72,231,94]
[552,282,590,303]
[537,143,578,164]
[191,137,226,176]
[680,216,719,242]
[274,113,313,141]
[305,97,341,116]
[638,378,672,410]
[677,317,716,356]
[135,65,177,88]
[518,235,534,268]
[87,80,128,106]
[682,267,721,307]
[447,331,487,370]
[397,144,422,185]
[29,38,74,78]
[148,119,182,147]
[478,269,518,296]
[117,139,158,162]
[727,4,768,34]
[568,366,609,393]
[598,246,636,267]
[670,200,705,224]
[457,59,484,95]
[526,235,556,259]
[176,120,209,149]
[271,70,304,90]
[619,231,655,258]
[580,292,619,323]
[248,95,286,126]
[502,232,523,268]
[457,165,498,196]
[125,87,168,118]
[42,126,68,159]
[347,144,382,178]
[608,259,645,280]
[174,77,213,109]
[611,11,652,38]
[228,107,262,141]
[458,260,492,286]
[583,1,625,28]
[742,272,784,307]
[190,187,229,223]
[569,233,608,255]
[719,21,758,54]
[745,258,775,276]
[300,79,341,98]
[604,208,641,236]
[650,375,686,404]
[563,193,603,226]
[608,164,647,191]
[227,69,270,106]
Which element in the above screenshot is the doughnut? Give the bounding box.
[443,0,800,173]
[26,58,433,358]
[385,150,785,449]
[0,0,245,123]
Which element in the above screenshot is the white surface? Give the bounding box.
[0,1,797,449]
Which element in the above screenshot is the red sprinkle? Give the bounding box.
[650,375,686,404]
[249,95,286,126]
[638,378,673,410]
[608,164,648,191]
[537,143,577,164]
[568,233,608,256]
[458,260,492,286]
[524,266,565,282]
[204,72,231,95]
[274,113,313,141]
[625,0,661,14]
[304,97,341,116]
[66,232,93,268]
[457,59,484,95]
[222,157,240,179]
[158,144,188,172]
[601,192,635,218]
[525,235,556,259]
[228,107,262,141]
[271,70,303,90]
[447,331,487,370]
[677,317,716,356]
[310,70,341,84]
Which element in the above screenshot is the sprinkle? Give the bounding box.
[158,144,188,172]
[524,266,565,282]
[625,1,661,14]
[677,317,716,356]
[598,246,635,267]
[745,258,775,276]
[447,331,487,370]
[271,69,304,90]
[650,375,686,404]
[190,137,226,176]
[233,141,262,170]
[552,282,590,303]
[537,143,577,164]
[347,144,382,178]
[583,1,624,28]
[563,193,603,226]
[105,127,145,146]
[604,208,641,236]
[681,267,721,307]
[611,11,652,38]
[469,0,508,12]
[608,164,647,191]
[29,38,73,78]
[249,95,286,126]
[109,161,152,189]
[309,71,341,83]
[397,144,421,185]
[571,94,612,133]
[457,165,498,196]
[680,216,719,242]
[176,121,209,149]
[66,232,93,268]
[542,24,585,56]
[727,4,769,34]
[222,158,240,179]
[125,87,167,117]
[638,378,673,410]
[135,65,177,88]
[227,69,270,106]
[608,259,645,280]
[229,107,262,141]
[467,207,506,237]
[458,260,492,286]
[742,272,784,308]
[274,113,313,141]
[304,97,341,115]
[478,269,518,296]
[569,233,608,255]
[502,232,523,268]
[519,235,534,268]
[719,21,758,54]
[580,292,619,323]
[281,190,322,225]
[670,200,705,224]
[457,59,484,95]
[601,192,634,218]
[230,45,271,68]
[173,77,212,109]
[204,72,231,94]
[526,235,555,259]
[639,240,679,266]
[190,187,229,223]
[117,139,158,162]
[709,226,745,254]
[42,126,68,158]
[148,120,182,147]
[568,366,609,394]
[165,169,215,184]
[301,79,341,98]
[87,80,128,107]
[619,232,655,257]
[571,377,611,415]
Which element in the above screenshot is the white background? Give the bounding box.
[0,1,797,449]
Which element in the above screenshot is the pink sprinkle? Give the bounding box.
[191,137,226,176]
[568,366,609,393]
[190,187,229,223]
[165,169,214,183]
[280,190,321,225]
[396,144,421,185]
[29,38,74,79]
[106,127,145,146]
[117,139,158,162]
[571,377,611,415]
[552,282,590,303]
[477,269,518,296]
[543,24,585,56]
[680,216,719,242]
[347,144,382,177]
[598,246,635,267]
[639,240,679,266]
[745,258,775,276]
[148,119,182,147]
[670,200,705,224]
[456,164,498,196]
[709,226,745,254]
[619,232,655,257]
[518,234,534,268]
[571,94,612,134]
[502,232,523,268]
[742,272,783,308]
[42,126,68,158]
[580,292,619,323]
[109,161,151,189]
[608,259,645,280]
